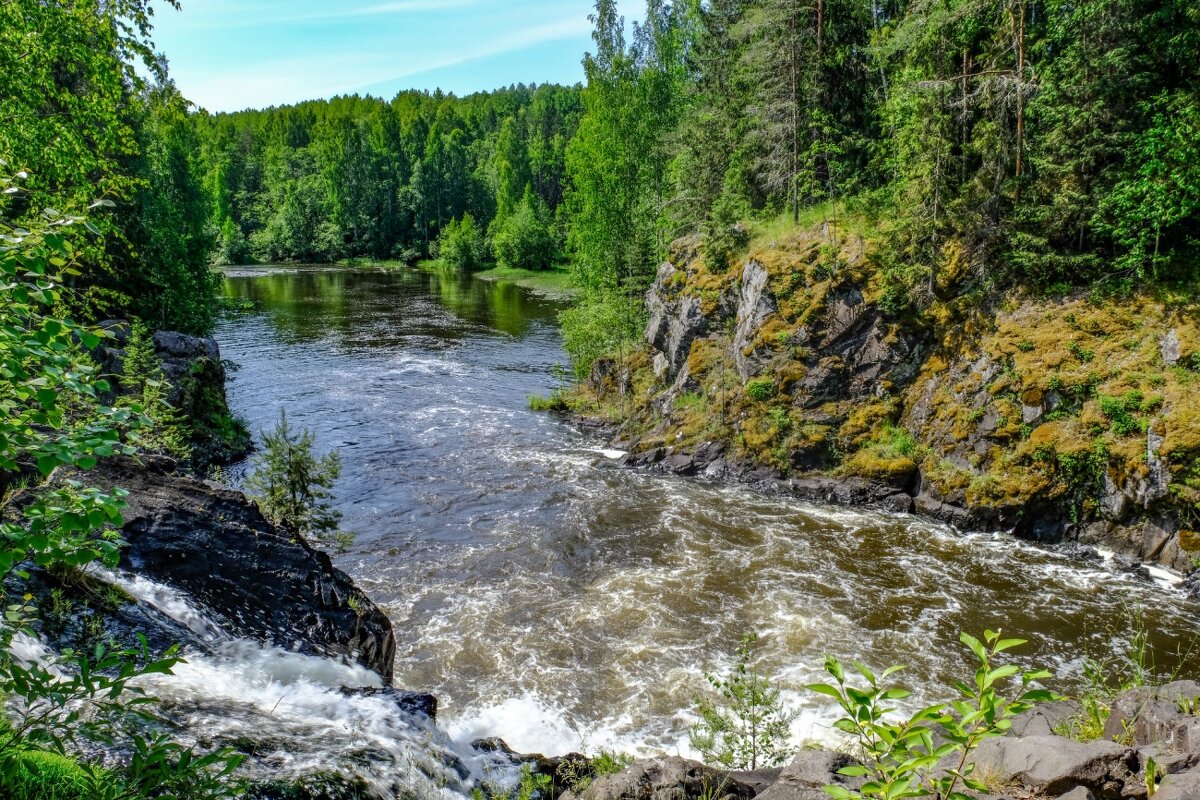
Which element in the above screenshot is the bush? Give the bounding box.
[492,191,556,271]
[559,292,646,379]
[691,634,796,771]
[436,213,487,271]
[808,631,1056,800]
[745,379,776,402]
[120,320,193,461]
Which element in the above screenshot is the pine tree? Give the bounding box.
[244,410,350,552]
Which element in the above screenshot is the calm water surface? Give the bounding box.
[216,265,1200,757]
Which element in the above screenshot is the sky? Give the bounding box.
[151,0,637,113]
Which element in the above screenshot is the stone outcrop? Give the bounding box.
[74,455,396,681]
[94,320,251,469]
[560,757,755,800]
[572,225,1200,577]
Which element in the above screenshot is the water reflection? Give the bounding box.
[221,265,564,344]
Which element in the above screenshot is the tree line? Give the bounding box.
[558,0,1199,367]
[194,85,583,272]
[4,0,1197,360]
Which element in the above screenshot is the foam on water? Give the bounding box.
[91,571,515,798]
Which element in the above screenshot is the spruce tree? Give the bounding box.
[245,410,350,552]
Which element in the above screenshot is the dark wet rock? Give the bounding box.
[561,757,755,800]
[754,751,862,800]
[965,735,1137,798]
[339,687,437,721]
[1104,682,1200,751]
[72,455,397,681]
[245,772,383,800]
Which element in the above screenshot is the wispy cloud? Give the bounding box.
[153,0,612,111]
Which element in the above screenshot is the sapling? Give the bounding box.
[807,630,1057,800]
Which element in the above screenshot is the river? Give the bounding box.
[215,264,1200,760]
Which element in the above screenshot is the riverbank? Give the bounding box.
[416,258,577,298]
[561,223,1200,581]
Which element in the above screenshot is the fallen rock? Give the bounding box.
[965,735,1137,798]
[754,750,862,800]
[75,455,397,681]
[561,757,754,800]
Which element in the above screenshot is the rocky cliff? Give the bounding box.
[570,226,1200,574]
[53,454,398,681]
[93,321,252,470]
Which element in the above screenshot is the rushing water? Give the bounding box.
[214,264,1200,761]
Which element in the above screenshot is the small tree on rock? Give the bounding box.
[245,410,351,551]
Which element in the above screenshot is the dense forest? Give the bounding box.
[8,0,1194,371]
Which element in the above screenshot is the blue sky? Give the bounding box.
[151,1,638,113]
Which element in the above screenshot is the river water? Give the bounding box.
[215,265,1200,760]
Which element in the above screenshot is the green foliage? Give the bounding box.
[473,763,552,800]
[119,321,193,462]
[690,634,796,771]
[244,410,351,551]
[1098,391,1151,436]
[745,379,777,402]
[555,751,635,796]
[0,749,96,800]
[493,189,556,272]
[0,0,219,333]
[0,180,241,798]
[437,214,488,271]
[808,631,1057,800]
[558,292,646,379]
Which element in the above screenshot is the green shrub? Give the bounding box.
[492,190,556,271]
[120,320,192,461]
[808,631,1057,800]
[745,379,776,402]
[436,213,487,271]
[559,292,645,379]
[244,410,352,551]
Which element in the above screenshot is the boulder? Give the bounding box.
[965,735,1137,797]
[74,455,397,681]
[754,750,862,800]
[1008,700,1083,738]
[562,757,754,800]
[1104,682,1200,751]
[1155,766,1200,800]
